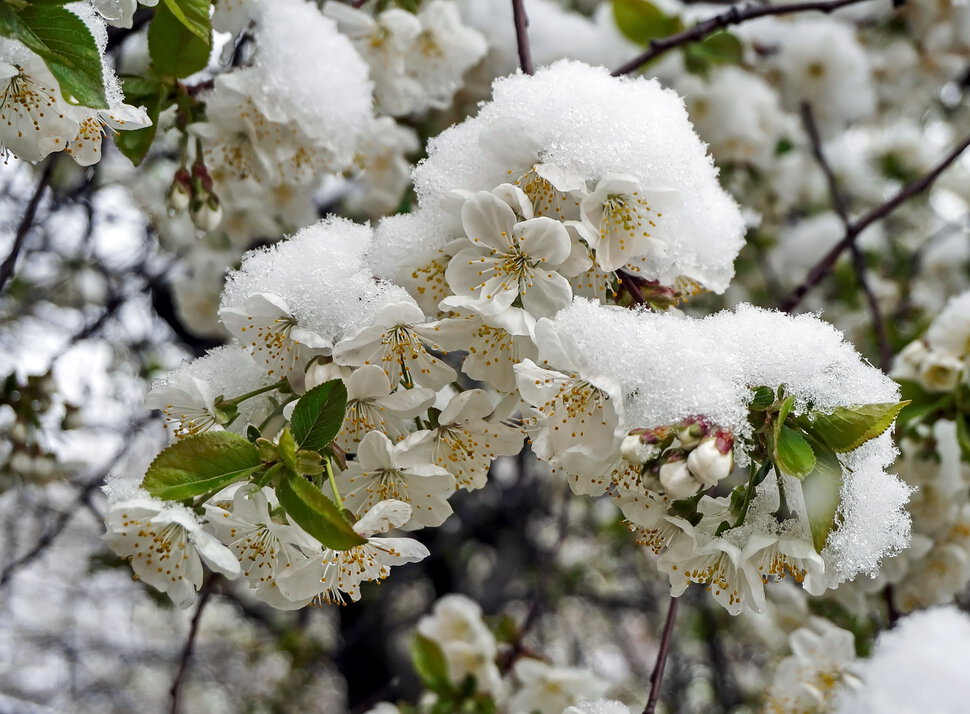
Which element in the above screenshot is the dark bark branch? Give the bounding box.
[512,0,535,75]
[612,0,876,77]
[799,103,893,370]
[169,578,215,714]
[643,596,679,714]
[0,159,55,294]
[782,132,970,312]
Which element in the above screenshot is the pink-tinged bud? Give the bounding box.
[621,433,659,464]
[167,168,192,212]
[676,416,710,449]
[687,437,734,487]
[659,459,701,499]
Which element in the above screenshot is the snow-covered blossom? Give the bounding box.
[335,430,456,529]
[278,499,430,604]
[146,346,272,437]
[332,299,456,390]
[0,28,150,166]
[514,318,626,490]
[324,0,486,116]
[411,60,746,293]
[103,492,241,608]
[441,185,575,320]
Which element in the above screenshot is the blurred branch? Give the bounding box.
[170,577,215,714]
[0,158,55,295]
[799,102,893,371]
[643,595,679,714]
[511,0,535,75]
[782,132,970,312]
[612,0,877,77]
[0,417,154,591]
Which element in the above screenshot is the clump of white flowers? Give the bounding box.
[103,56,914,624]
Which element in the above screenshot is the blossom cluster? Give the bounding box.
[101,61,912,622]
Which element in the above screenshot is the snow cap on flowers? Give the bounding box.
[538,298,910,581]
[836,606,970,714]
[249,0,373,166]
[219,216,411,355]
[413,60,746,293]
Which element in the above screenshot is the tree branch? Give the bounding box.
[170,577,215,714]
[643,596,679,714]
[799,103,893,371]
[612,0,875,77]
[0,159,55,295]
[511,0,535,75]
[782,132,970,312]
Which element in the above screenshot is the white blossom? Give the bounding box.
[335,430,456,529]
[103,493,241,608]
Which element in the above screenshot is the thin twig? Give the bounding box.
[799,103,893,370]
[782,132,970,312]
[170,577,215,714]
[644,596,680,714]
[612,0,875,77]
[511,0,535,75]
[0,158,55,294]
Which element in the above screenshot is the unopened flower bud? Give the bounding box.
[659,455,700,499]
[191,195,223,232]
[687,435,734,487]
[621,433,658,464]
[167,179,192,213]
[918,350,963,392]
[675,416,709,449]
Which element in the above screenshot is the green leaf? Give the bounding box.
[13,4,108,107]
[800,402,909,453]
[114,76,166,166]
[142,432,261,501]
[956,414,970,462]
[277,427,299,474]
[612,0,682,46]
[684,31,744,75]
[749,386,775,411]
[161,0,211,40]
[290,379,348,452]
[775,426,816,478]
[275,473,366,550]
[799,439,843,551]
[148,2,211,80]
[412,633,453,695]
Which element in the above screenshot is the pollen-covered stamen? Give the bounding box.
[160,403,217,438]
[514,164,579,219]
[240,314,300,375]
[411,253,450,304]
[682,552,742,607]
[629,520,680,555]
[119,517,193,585]
[540,377,612,439]
[757,543,808,584]
[310,553,347,606]
[0,68,66,136]
[600,191,660,252]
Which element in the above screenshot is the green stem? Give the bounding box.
[734,459,772,527]
[325,455,343,510]
[220,378,288,407]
